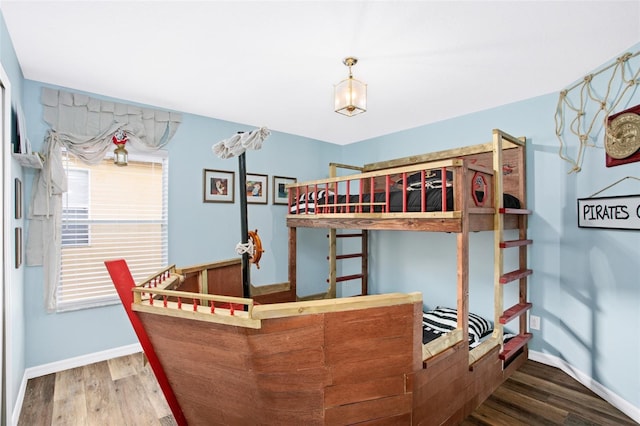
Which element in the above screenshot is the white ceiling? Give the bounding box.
[2,1,639,145]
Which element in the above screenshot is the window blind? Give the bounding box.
[58,151,168,311]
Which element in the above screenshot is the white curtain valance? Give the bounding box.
[40,87,182,152]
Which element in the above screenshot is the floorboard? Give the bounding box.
[17,354,636,425]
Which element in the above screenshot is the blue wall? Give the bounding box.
[20,78,339,371]
[3,5,639,420]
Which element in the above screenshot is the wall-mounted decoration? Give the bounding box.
[554,49,640,173]
[246,173,268,205]
[203,169,234,203]
[15,227,22,268]
[605,104,640,168]
[14,178,22,219]
[578,195,640,230]
[273,176,297,205]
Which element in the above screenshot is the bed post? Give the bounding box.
[455,164,470,349]
[289,226,297,299]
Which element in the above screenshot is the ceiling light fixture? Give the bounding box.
[334,57,367,117]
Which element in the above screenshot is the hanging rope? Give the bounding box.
[235,229,264,269]
[554,50,640,173]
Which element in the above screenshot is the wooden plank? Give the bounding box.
[500,302,532,324]
[363,143,494,171]
[107,353,140,381]
[464,399,532,426]
[329,162,364,171]
[253,292,421,320]
[412,344,470,425]
[499,333,532,361]
[500,238,532,248]
[499,268,533,284]
[287,216,463,232]
[499,207,532,215]
[508,370,638,425]
[333,273,364,283]
[331,353,415,384]
[422,329,464,361]
[52,367,87,425]
[324,393,413,425]
[175,258,240,274]
[250,281,289,296]
[490,385,570,424]
[17,373,55,426]
[83,361,128,425]
[324,375,407,407]
[468,336,501,366]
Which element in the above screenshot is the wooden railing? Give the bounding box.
[287,158,496,216]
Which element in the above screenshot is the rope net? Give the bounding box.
[554,50,640,173]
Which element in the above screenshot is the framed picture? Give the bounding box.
[15,227,22,268]
[203,169,234,203]
[14,178,22,219]
[273,176,297,205]
[246,173,268,204]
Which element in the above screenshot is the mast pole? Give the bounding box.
[238,150,250,298]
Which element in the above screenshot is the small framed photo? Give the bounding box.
[246,173,268,204]
[273,176,297,205]
[203,169,234,203]
[14,178,22,219]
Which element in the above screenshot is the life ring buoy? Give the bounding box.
[248,229,264,269]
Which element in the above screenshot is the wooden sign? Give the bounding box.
[577,195,640,230]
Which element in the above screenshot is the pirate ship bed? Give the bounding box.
[106,129,532,425]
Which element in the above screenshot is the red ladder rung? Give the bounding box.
[328,253,363,260]
[500,239,533,248]
[328,274,364,283]
[499,333,532,361]
[499,302,532,324]
[499,207,532,215]
[500,268,533,284]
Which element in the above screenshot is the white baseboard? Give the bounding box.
[11,343,142,426]
[530,350,640,424]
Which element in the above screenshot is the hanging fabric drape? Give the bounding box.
[27,87,182,311]
[212,127,270,159]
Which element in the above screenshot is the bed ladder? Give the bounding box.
[326,162,368,298]
[493,130,533,363]
[328,230,368,297]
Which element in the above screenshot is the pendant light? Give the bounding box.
[334,57,367,117]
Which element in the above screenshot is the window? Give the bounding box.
[62,169,89,246]
[57,150,168,311]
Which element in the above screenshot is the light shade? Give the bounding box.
[334,57,367,117]
[113,144,128,166]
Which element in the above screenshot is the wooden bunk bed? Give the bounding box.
[106,129,532,425]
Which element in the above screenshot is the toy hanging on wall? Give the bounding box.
[605,104,640,167]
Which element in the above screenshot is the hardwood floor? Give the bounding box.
[463,361,637,426]
[18,354,636,425]
[18,353,176,426]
